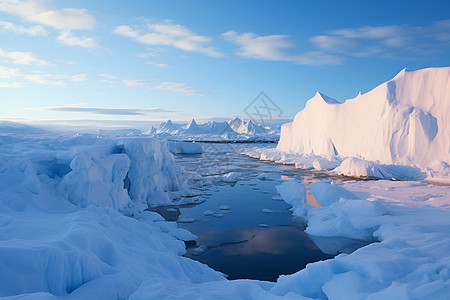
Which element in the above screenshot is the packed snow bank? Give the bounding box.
[0,135,225,299]
[0,208,224,299]
[277,67,450,181]
[270,179,450,299]
[0,135,189,213]
[168,141,202,154]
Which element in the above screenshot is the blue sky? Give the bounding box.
[1,0,449,130]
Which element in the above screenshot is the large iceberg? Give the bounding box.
[277,67,450,181]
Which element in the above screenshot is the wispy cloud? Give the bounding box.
[145,61,168,68]
[32,106,174,116]
[123,79,145,86]
[0,1,98,48]
[99,73,116,80]
[154,81,203,96]
[57,31,98,48]
[0,1,96,30]
[309,20,450,59]
[113,21,222,57]
[23,74,64,86]
[0,48,50,65]
[0,81,23,88]
[0,65,22,78]
[71,74,88,82]
[222,31,296,61]
[222,31,342,65]
[0,20,47,36]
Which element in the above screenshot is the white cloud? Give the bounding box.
[0,81,23,88]
[71,74,88,82]
[154,81,203,96]
[33,105,173,115]
[0,65,22,78]
[57,31,98,48]
[0,1,96,31]
[30,7,95,30]
[0,48,49,65]
[124,79,144,86]
[310,35,356,50]
[99,73,116,80]
[222,31,342,65]
[310,20,450,59]
[0,0,44,18]
[328,25,405,39]
[145,61,168,68]
[0,20,47,36]
[23,74,64,85]
[222,30,295,61]
[113,22,222,57]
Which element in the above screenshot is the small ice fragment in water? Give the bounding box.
[167,208,177,212]
[259,224,269,227]
[256,173,268,180]
[203,210,214,216]
[262,209,274,213]
[191,245,208,256]
[219,205,230,210]
[272,195,283,201]
[213,213,225,218]
[177,217,196,223]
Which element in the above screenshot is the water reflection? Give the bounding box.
[167,143,368,282]
[185,227,333,281]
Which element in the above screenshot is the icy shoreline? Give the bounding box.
[0,134,449,299]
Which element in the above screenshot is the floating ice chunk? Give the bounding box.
[276,180,307,207]
[259,224,269,228]
[271,195,284,201]
[221,172,239,183]
[256,173,270,180]
[134,211,165,223]
[262,209,274,213]
[166,208,177,212]
[213,213,225,218]
[310,180,359,206]
[171,228,197,241]
[203,210,214,216]
[191,245,208,256]
[167,141,202,154]
[219,205,231,210]
[176,217,196,223]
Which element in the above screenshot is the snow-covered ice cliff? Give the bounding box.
[258,67,449,181]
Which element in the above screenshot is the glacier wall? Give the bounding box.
[277,67,450,173]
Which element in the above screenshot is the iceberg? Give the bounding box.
[249,67,449,181]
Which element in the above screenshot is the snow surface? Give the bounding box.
[273,67,450,181]
[1,131,449,299]
[0,135,227,299]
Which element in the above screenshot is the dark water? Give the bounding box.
[153,143,363,282]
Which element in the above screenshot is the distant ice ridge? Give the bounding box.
[146,117,280,141]
[246,67,450,182]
